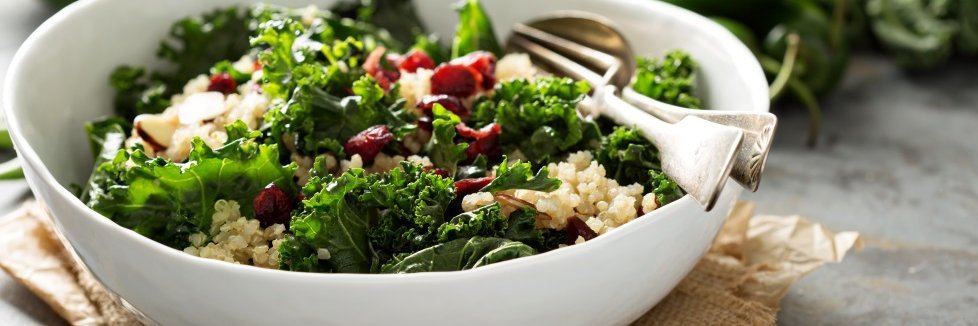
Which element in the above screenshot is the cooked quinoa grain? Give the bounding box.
[464,151,650,235]
[184,200,286,268]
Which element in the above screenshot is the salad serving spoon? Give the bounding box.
[506,26,743,211]
[508,13,777,192]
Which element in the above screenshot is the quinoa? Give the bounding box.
[184,200,286,268]
[495,53,539,82]
[126,56,271,162]
[462,151,650,235]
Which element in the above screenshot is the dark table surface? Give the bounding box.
[1,1,976,325]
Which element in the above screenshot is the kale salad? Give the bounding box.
[79,0,704,274]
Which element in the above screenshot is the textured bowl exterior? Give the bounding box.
[3,0,768,325]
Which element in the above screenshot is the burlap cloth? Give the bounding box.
[0,201,861,325]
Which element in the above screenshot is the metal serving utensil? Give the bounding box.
[509,13,777,192]
[506,23,743,211]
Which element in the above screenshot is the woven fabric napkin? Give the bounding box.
[0,201,860,325]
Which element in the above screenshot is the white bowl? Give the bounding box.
[3,0,768,324]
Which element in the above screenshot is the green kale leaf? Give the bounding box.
[109,67,170,120]
[504,207,564,252]
[82,122,297,248]
[481,158,561,193]
[425,105,469,176]
[471,77,590,164]
[451,0,503,58]
[285,169,378,273]
[455,155,489,180]
[362,161,456,257]
[157,7,251,91]
[632,50,703,109]
[594,126,662,189]
[381,237,535,273]
[111,7,251,120]
[264,77,412,157]
[83,116,130,164]
[437,203,507,242]
[649,170,684,206]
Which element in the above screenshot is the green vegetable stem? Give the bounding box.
[0,124,24,180]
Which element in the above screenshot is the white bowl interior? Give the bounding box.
[3,0,767,325]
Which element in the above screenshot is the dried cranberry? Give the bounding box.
[423,166,452,178]
[344,125,395,163]
[430,64,481,98]
[416,115,434,132]
[452,51,496,90]
[565,217,598,245]
[397,49,436,73]
[456,123,502,161]
[416,94,469,118]
[364,47,400,91]
[254,184,294,228]
[454,177,495,197]
[207,73,237,95]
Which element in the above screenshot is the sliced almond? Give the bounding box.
[178,92,227,124]
[134,114,178,148]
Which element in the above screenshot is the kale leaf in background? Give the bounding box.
[632,50,703,109]
[451,0,504,58]
[330,0,428,47]
[865,0,959,69]
[111,7,250,120]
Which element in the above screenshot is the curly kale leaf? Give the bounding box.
[277,234,329,272]
[594,126,663,190]
[109,67,171,120]
[437,203,507,242]
[413,34,450,65]
[265,77,412,157]
[158,7,251,89]
[330,0,426,47]
[362,162,456,257]
[481,157,561,193]
[251,3,402,51]
[285,169,378,273]
[381,237,535,273]
[471,77,590,164]
[455,155,489,180]
[425,105,469,176]
[504,207,563,252]
[632,50,702,109]
[452,0,503,58]
[282,161,458,272]
[111,7,250,119]
[80,117,130,207]
[83,116,130,164]
[82,122,297,248]
[649,170,684,206]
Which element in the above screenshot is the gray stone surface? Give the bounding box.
[1,1,976,325]
[749,56,978,325]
